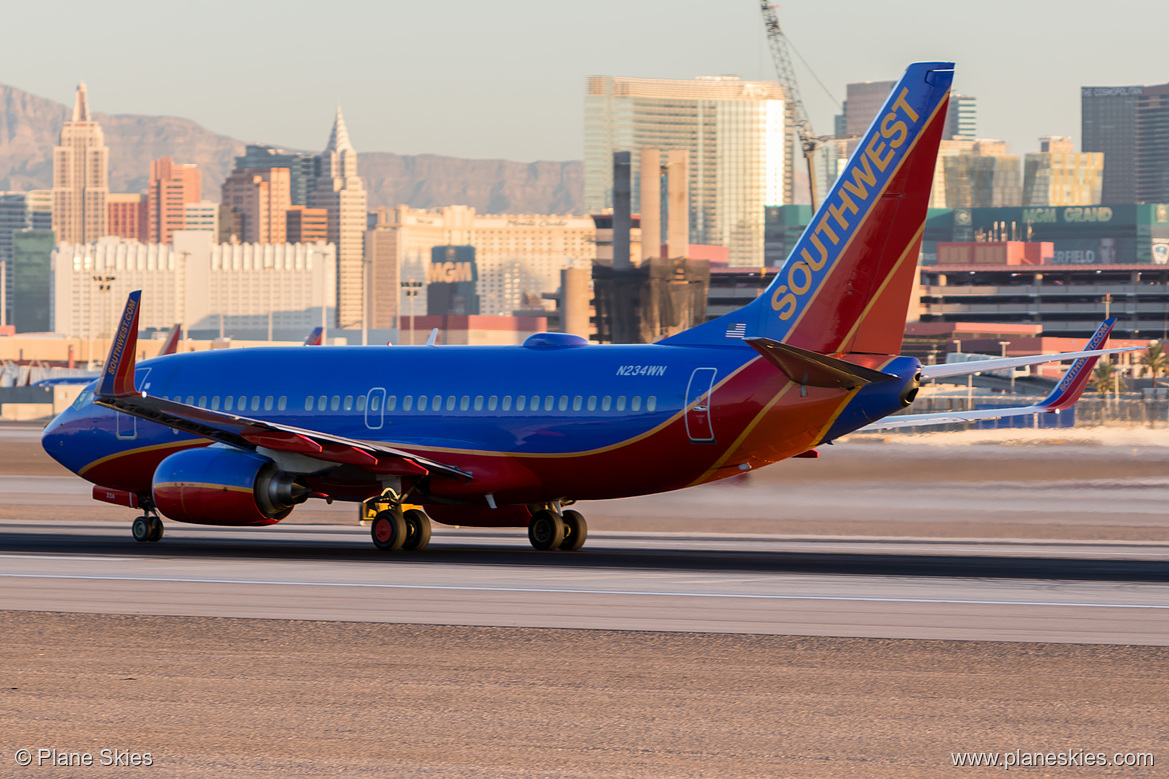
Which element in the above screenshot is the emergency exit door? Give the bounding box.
[685,368,717,443]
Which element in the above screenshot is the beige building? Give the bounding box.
[221,168,291,244]
[370,205,595,318]
[51,231,335,339]
[311,108,367,330]
[1023,136,1104,206]
[938,139,1022,208]
[52,83,108,244]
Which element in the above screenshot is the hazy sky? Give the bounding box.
[3,0,1165,161]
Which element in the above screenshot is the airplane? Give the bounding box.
[40,62,1136,552]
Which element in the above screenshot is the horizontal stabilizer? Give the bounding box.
[922,347,1139,380]
[745,337,897,389]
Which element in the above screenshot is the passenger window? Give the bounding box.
[226,395,235,411]
[198,396,207,408]
[631,396,641,411]
[602,396,612,411]
[357,395,366,412]
[386,396,396,411]
[251,396,260,411]
[647,396,657,411]
[343,395,353,411]
[278,396,287,411]
[239,396,247,411]
[573,396,583,411]
[460,396,470,411]
[403,395,414,411]
[418,395,428,411]
[487,395,498,411]
[616,396,627,411]
[211,396,220,411]
[264,396,274,411]
[515,395,525,411]
[185,396,194,405]
[330,395,340,411]
[558,396,568,411]
[305,396,313,411]
[531,395,540,411]
[433,395,442,410]
[474,396,484,411]
[587,396,597,411]
[446,396,456,411]
[544,395,554,411]
[318,395,327,411]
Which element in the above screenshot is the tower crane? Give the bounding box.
[759,2,827,208]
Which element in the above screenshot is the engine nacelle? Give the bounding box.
[152,447,307,526]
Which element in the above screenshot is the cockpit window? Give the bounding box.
[70,383,98,410]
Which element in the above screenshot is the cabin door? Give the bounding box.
[684,368,717,443]
[365,387,386,430]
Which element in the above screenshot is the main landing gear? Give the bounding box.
[528,506,588,552]
[131,512,164,543]
[368,489,432,553]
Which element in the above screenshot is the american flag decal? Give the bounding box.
[725,322,746,339]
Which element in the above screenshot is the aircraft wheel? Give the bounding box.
[131,516,151,543]
[559,510,587,551]
[371,509,407,552]
[402,509,432,552]
[147,516,164,542]
[528,509,565,551]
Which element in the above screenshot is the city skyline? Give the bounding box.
[2,0,1165,164]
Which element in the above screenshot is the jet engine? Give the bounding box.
[151,447,308,526]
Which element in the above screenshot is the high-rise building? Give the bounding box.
[1082,86,1141,203]
[943,93,977,140]
[183,201,220,235]
[310,108,367,329]
[107,193,148,242]
[221,168,291,244]
[841,80,896,138]
[52,83,108,244]
[148,157,202,243]
[1135,84,1169,204]
[1022,136,1103,207]
[584,75,786,266]
[286,206,328,243]
[941,140,1022,208]
[234,145,318,206]
[12,230,54,332]
[364,216,402,330]
[371,205,595,317]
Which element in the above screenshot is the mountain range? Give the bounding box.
[0,83,583,215]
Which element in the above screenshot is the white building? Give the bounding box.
[51,231,335,339]
[373,205,596,316]
[183,201,220,234]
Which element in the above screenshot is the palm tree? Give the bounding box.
[1091,359,1127,396]
[1142,342,1166,382]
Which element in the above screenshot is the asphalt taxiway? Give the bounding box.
[3,520,1167,645]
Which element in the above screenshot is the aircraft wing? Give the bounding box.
[861,318,1123,431]
[94,292,471,480]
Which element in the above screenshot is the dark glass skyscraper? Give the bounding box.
[1083,83,1169,204]
[233,145,317,206]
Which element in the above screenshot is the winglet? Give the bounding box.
[1037,318,1116,411]
[303,326,324,346]
[159,323,182,356]
[97,291,142,399]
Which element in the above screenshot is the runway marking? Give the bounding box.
[1,573,1167,611]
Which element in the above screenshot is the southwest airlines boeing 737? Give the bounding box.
[41,63,1135,552]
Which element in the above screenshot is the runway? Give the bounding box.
[3,519,1167,644]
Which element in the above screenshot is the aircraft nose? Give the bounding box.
[41,409,74,467]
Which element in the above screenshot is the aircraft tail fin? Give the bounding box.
[662,61,953,355]
[97,291,142,399]
[303,326,324,346]
[1035,319,1117,411]
[159,323,182,356]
